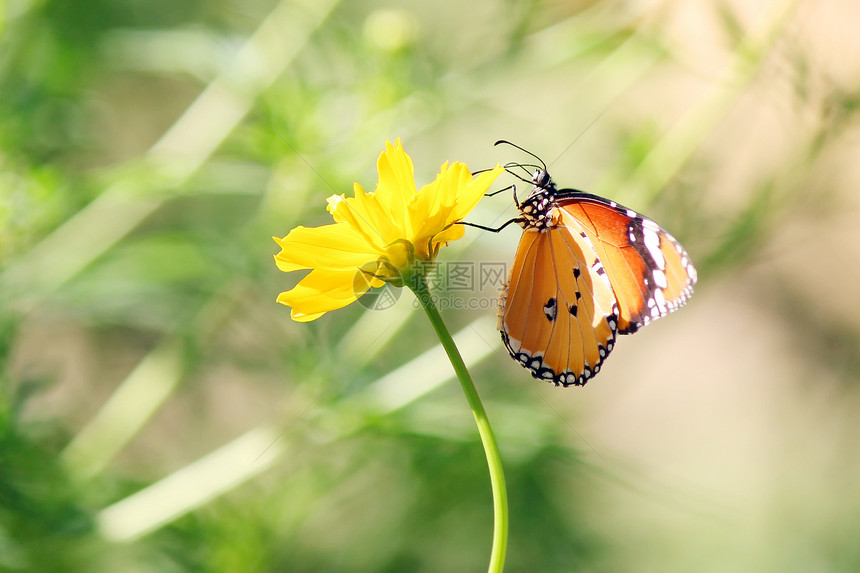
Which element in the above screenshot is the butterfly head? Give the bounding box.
[531,169,554,190]
[518,170,559,230]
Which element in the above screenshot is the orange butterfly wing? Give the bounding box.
[498,212,619,386]
[498,190,696,386]
[557,193,696,334]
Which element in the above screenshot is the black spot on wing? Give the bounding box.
[543,297,557,322]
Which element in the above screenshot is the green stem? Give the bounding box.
[406,270,508,573]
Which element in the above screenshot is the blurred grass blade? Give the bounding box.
[362,315,499,412]
[547,29,665,167]
[97,425,283,542]
[595,0,802,204]
[23,0,341,482]
[61,338,186,481]
[335,299,416,368]
[95,315,500,541]
[148,0,340,175]
[0,0,339,308]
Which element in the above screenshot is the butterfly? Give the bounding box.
[474,141,696,387]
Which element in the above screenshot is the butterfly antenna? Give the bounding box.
[494,140,547,171]
[502,162,537,185]
[505,161,546,180]
[511,162,544,172]
[471,167,495,175]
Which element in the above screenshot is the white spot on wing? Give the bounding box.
[643,227,665,269]
[654,288,667,313]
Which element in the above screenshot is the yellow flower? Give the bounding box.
[274,139,503,321]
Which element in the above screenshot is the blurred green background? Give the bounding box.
[2,0,860,571]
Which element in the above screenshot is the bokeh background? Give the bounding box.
[2,0,860,571]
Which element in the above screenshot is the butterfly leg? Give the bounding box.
[457,218,524,233]
[484,184,520,208]
[485,184,515,198]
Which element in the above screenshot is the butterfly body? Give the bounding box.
[497,168,696,387]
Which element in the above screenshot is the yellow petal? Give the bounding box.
[273,224,380,272]
[420,161,471,232]
[350,184,405,244]
[289,310,326,323]
[410,210,452,259]
[430,220,466,248]
[450,164,504,222]
[410,163,504,257]
[374,139,416,234]
[327,189,403,251]
[276,268,372,321]
[407,166,447,241]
